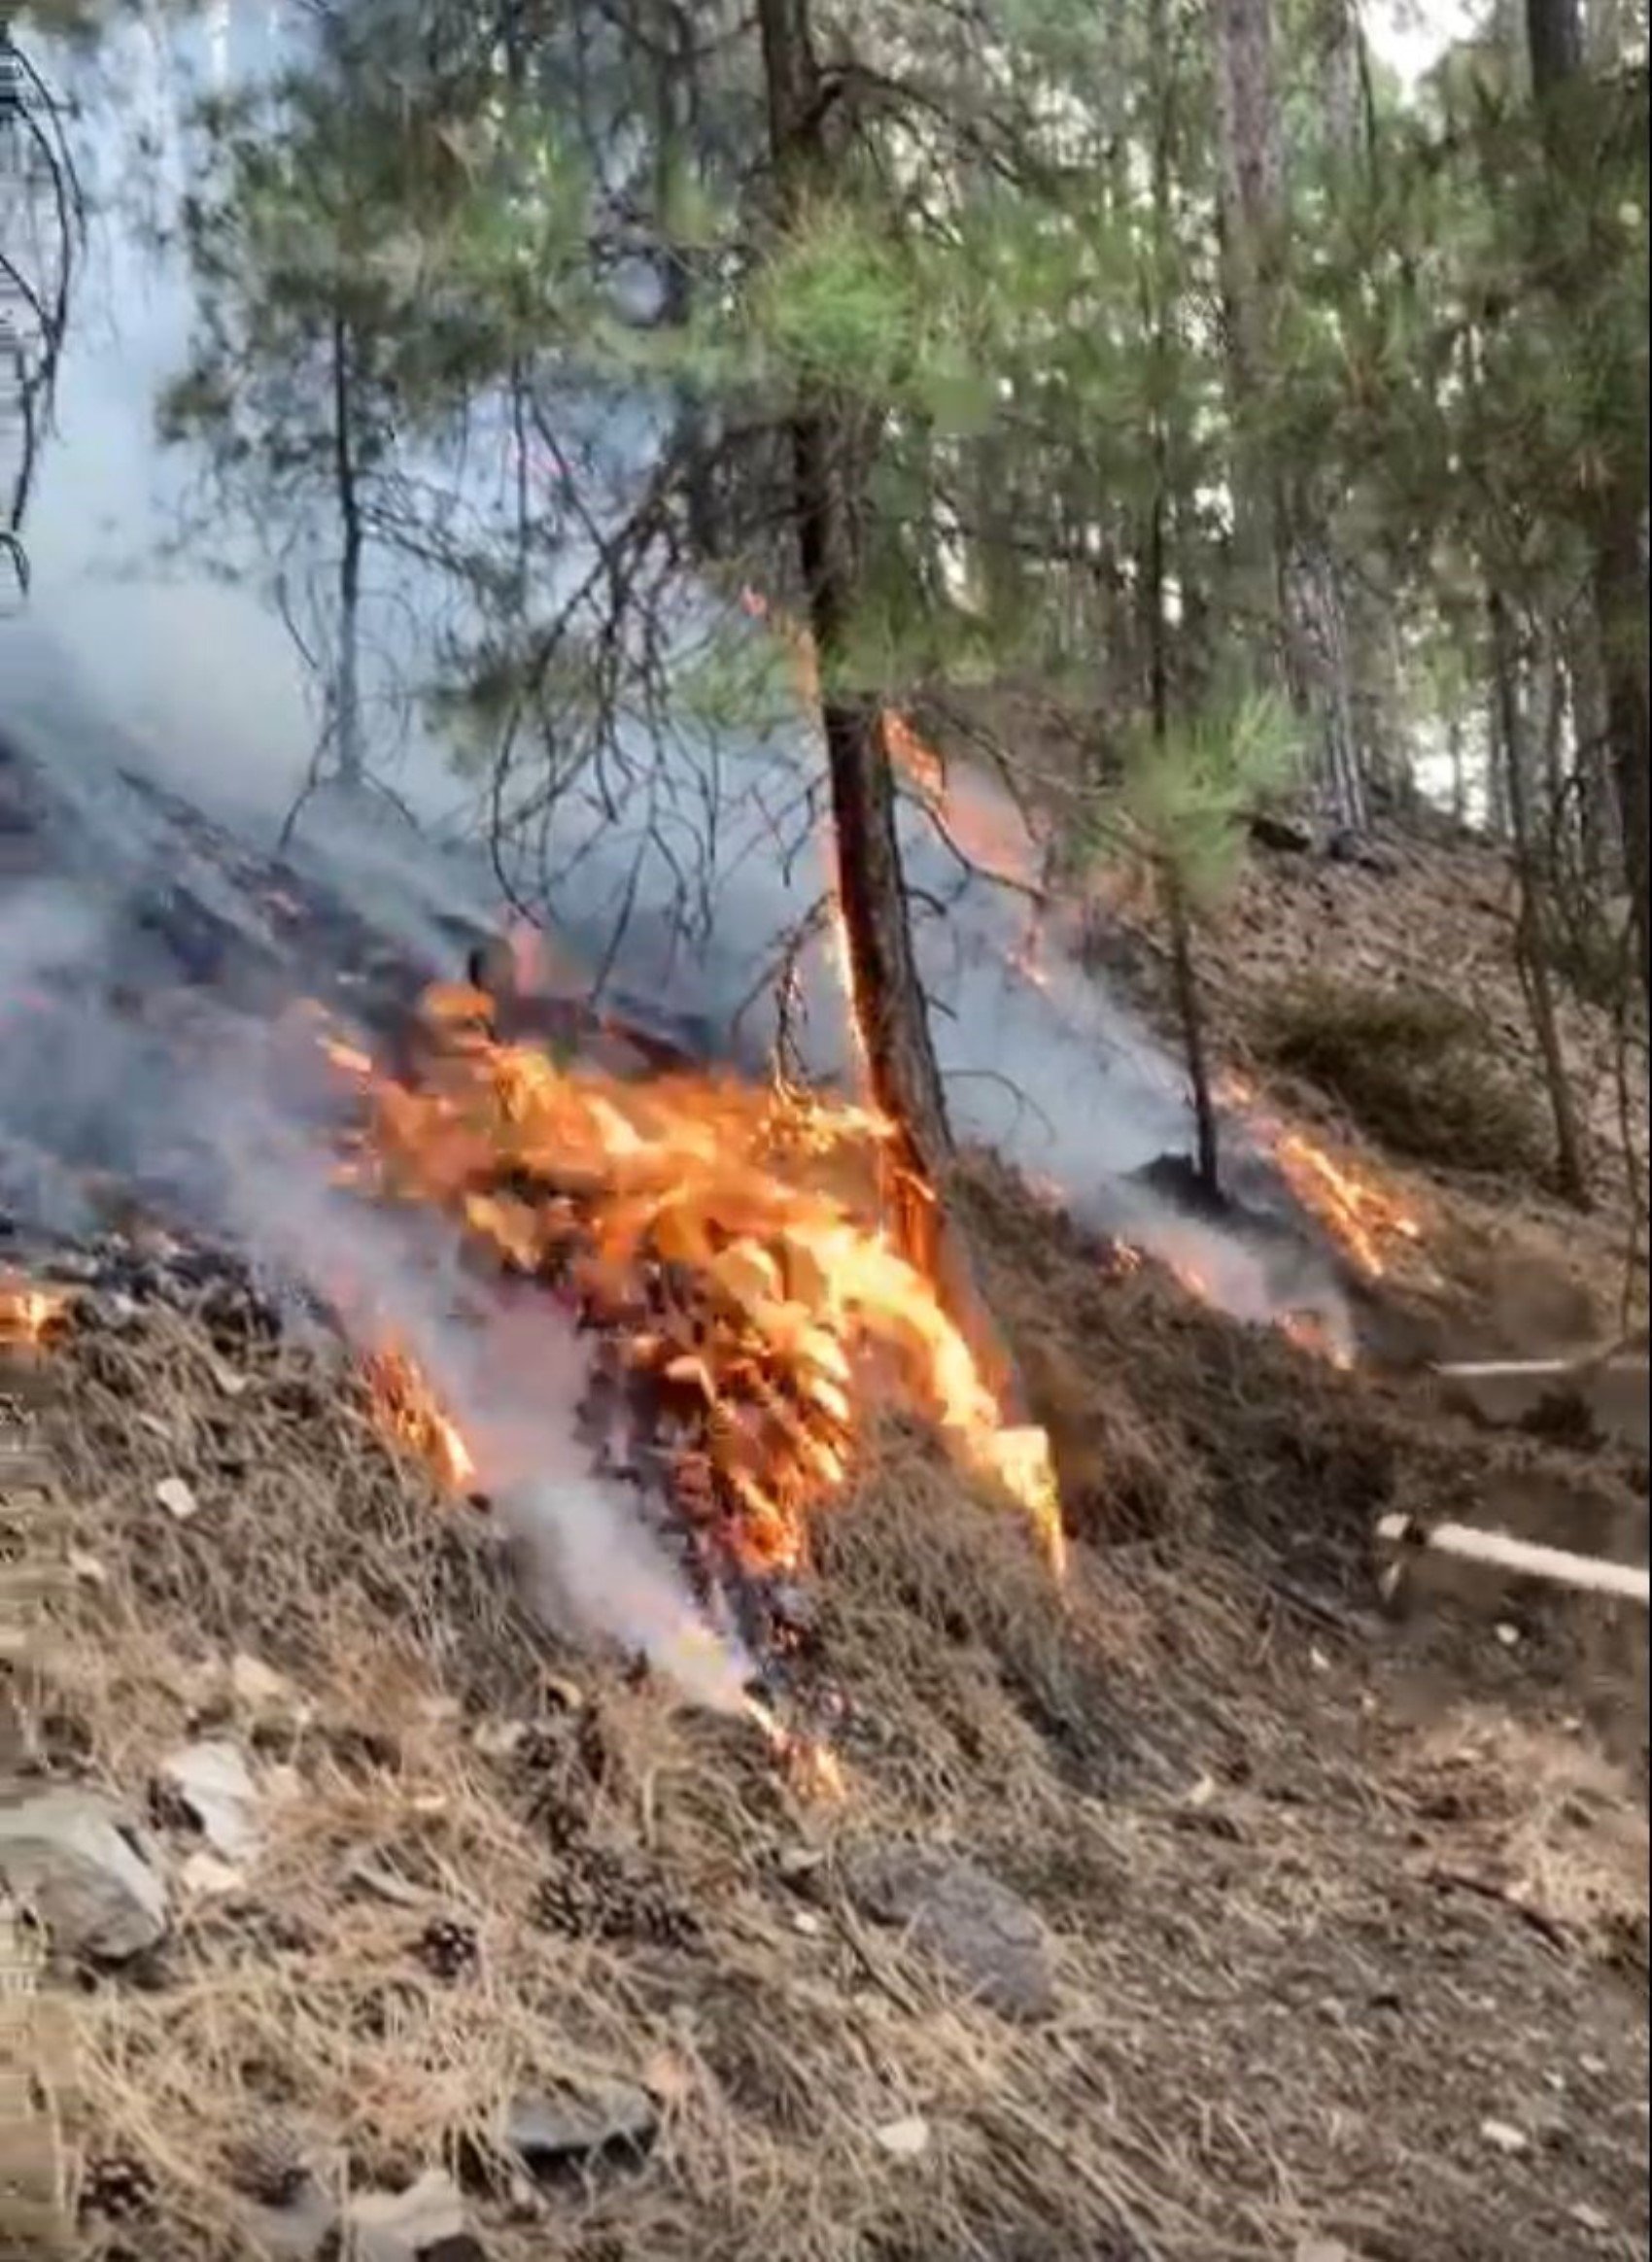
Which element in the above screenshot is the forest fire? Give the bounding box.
[0,1273,72,1349]
[1220,1073,1422,1281]
[361,1342,477,1493]
[321,982,1064,1585]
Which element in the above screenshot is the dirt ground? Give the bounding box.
[5,1156,1646,2262]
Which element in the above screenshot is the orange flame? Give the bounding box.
[321,995,1061,1579]
[1219,1072,1422,1283]
[361,1341,477,1493]
[0,1275,72,1349]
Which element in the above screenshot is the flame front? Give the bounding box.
[326,984,1061,1578]
[1220,1073,1422,1282]
[0,1275,71,1349]
[362,1342,477,1493]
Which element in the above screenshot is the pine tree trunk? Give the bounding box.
[754,0,1031,1420]
[1524,0,1650,1016]
[330,310,363,788]
[1213,0,1366,830]
[1567,604,1618,884]
[1593,499,1650,1019]
[1491,591,1592,1206]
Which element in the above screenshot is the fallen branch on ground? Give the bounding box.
[1375,1513,1649,1606]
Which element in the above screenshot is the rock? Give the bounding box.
[1569,2202,1611,2235]
[155,1475,201,1523]
[178,1849,247,1900]
[229,1653,291,1710]
[505,2082,660,2170]
[348,2169,466,2262]
[1251,811,1315,854]
[1479,2118,1531,2155]
[873,2114,931,2160]
[238,2179,338,2262]
[843,1842,1055,2022]
[0,1787,168,1960]
[158,1740,261,1859]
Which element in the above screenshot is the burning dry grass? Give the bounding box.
[8,1203,1649,2261]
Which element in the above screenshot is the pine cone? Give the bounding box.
[80,2153,158,2223]
[229,2125,311,2208]
[414,1915,480,1982]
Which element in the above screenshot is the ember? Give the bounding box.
[321,988,1064,1582]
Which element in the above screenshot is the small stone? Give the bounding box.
[1495,1622,1521,1649]
[506,2082,659,2170]
[348,2169,466,2262]
[843,1842,1056,2022]
[1480,2118,1530,2155]
[1294,2241,1357,2262]
[178,1850,246,1900]
[237,2183,338,2262]
[229,1653,289,1709]
[0,1788,168,1960]
[158,1740,261,1859]
[791,1909,824,1936]
[1569,2202,1611,2234]
[472,1720,527,1759]
[67,1549,108,1585]
[873,2114,931,2160]
[155,1476,200,1523]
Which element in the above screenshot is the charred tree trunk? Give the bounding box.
[1491,590,1592,1206]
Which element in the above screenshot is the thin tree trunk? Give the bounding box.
[330,310,363,788]
[1448,712,1466,826]
[754,0,1031,1422]
[1146,7,1220,1197]
[1525,0,1649,1016]
[1593,499,1650,1017]
[1568,602,1617,884]
[1491,590,1592,1206]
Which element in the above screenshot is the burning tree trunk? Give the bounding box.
[753,0,1030,1423]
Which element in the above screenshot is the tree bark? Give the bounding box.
[329,310,363,788]
[1592,500,1650,1017]
[753,0,1030,1422]
[1491,589,1592,1206]
[1524,0,1649,1015]
[1212,0,1366,831]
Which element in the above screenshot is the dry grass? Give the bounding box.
[1256,978,1553,1183]
[7,1205,1649,2262]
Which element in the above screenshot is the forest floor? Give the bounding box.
[5,805,1649,2262]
